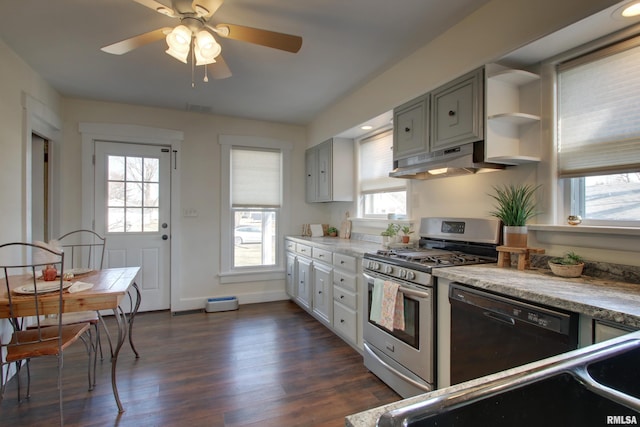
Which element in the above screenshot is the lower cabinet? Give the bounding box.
[333,287,358,344]
[285,251,297,298]
[312,261,332,325]
[296,256,312,311]
[285,240,361,350]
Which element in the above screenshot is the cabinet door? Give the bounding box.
[393,95,428,160]
[286,252,297,298]
[312,262,332,324]
[431,68,484,151]
[316,141,333,202]
[305,148,317,203]
[296,257,312,311]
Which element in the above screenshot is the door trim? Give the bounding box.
[22,94,62,243]
[80,123,183,311]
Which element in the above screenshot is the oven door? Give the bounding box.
[363,271,434,397]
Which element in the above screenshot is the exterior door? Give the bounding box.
[94,141,171,312]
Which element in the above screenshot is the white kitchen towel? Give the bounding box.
[379,281,400,331]
[369,278,385,323]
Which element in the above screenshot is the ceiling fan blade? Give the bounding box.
[209,55,232,79]
[132,0,176,17]
[101,27,172,55]
[215,23,302,53]
[192,0,224,18]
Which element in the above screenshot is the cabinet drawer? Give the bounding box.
[333,270,356,292]
[333,253,356,272]
[312,247,332,263]
[285,240,296,251]
[333,302,357,344]
[296,243,312,256]
[333,286,357,310]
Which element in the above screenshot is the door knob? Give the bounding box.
[162,235,168,240]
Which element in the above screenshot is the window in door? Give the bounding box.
[106,155,160,232]
[557,35,640,226]
[358,129,407,217]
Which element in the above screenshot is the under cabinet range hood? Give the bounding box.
[389,141,505,180]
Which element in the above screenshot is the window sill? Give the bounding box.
[529,224,640,236]
[219,269,285,284]
[529,224,640,256]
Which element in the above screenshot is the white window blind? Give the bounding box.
[231,147,281,207]
[558,36,640,178]
[359,130,402,192]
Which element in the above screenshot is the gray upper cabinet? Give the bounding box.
[306,137,354,203]
[431,68,484,151]
[393,94,429,160]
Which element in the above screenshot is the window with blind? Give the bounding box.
[230,147,281,267]
[358,130,407,217]
[557,35,640,224]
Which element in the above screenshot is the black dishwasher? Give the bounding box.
[449,283,578,385]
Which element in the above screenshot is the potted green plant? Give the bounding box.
[327,226,338,237]
[381,223,400,245]
[488,183,541,248]
[400,225,413,244]
[548,252,585,277]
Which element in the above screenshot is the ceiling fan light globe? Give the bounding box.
[195,46,219,65]
[165,47,189,63]
[167,25,192,49]
[195,30,215,50]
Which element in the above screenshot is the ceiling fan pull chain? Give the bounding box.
[204,66,209,83]
[191,39,195,88]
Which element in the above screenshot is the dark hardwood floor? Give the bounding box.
[1,300,400,426]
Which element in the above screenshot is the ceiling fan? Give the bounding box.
[101,0,303,80]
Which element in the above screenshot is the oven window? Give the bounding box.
[368,284,420,349]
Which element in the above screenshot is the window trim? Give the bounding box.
[356,127,409,218]
[219,135,292,281]
[546,26,640,228]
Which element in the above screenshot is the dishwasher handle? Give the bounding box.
[484,310,516,326]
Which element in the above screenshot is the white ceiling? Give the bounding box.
[0,0,491,125]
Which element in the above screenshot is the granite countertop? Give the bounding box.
[285,235,384,258]
[432,265,640,328]
[346,264,640,426]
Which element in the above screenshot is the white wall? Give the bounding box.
[307,0,617,145]
[0,37,63,383]
[61,98,311,310]
[309,0,640,266]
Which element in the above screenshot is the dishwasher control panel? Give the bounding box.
[449,283,576,335]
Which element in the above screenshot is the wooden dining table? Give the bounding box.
[0,266,141,412]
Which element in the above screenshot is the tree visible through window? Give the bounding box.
[107,155,159,232]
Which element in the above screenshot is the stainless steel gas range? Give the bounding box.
[362,217,501,397]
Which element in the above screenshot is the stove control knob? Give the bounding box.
[406,271,416,280]
[399,270,407,278]
[384,266,393,274]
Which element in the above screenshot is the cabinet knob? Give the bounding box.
[448,110,456,116]
[404,127,411,132]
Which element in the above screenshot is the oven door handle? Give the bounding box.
[398,286,430,299]
[363,342,432,393]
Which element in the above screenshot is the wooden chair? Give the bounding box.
[0,242,93,426]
